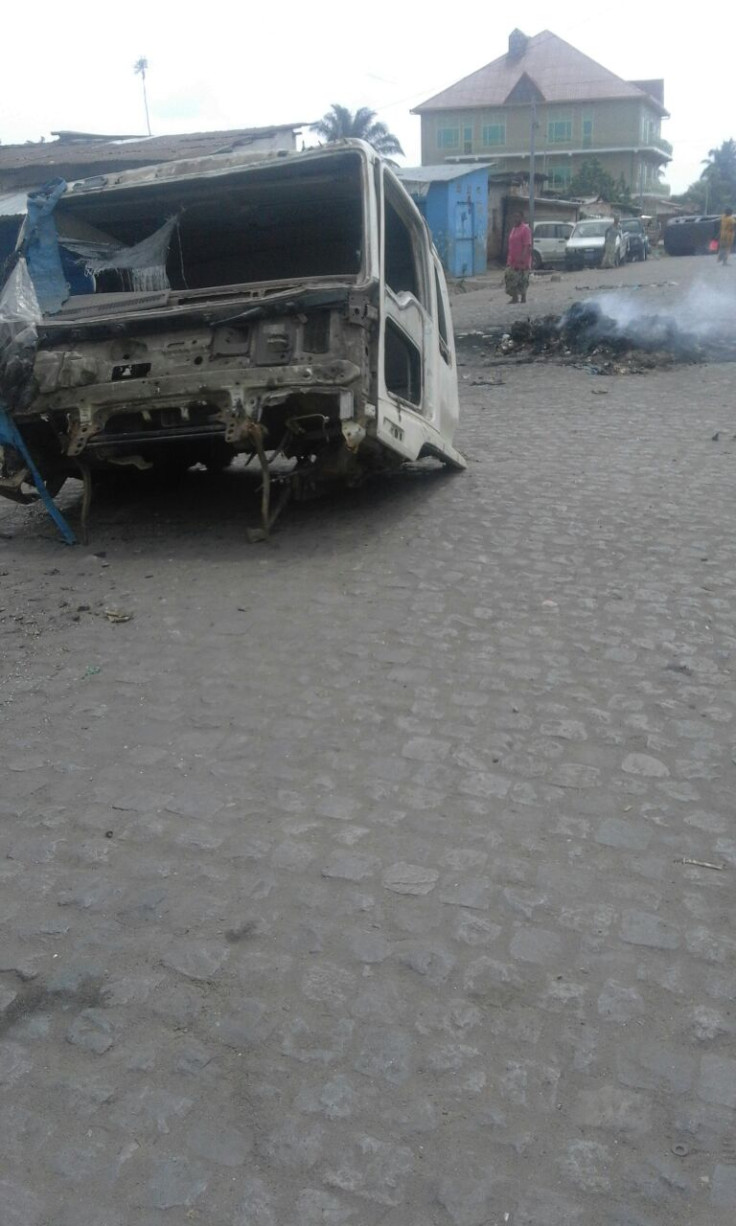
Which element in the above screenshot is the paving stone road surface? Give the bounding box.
[1,254,735,1224]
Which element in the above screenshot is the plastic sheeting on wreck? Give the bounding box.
[0,258,76,541]
[80,214,179,293]
[20,176,179,307]
[24,178,69,314]
[0,257,41,400]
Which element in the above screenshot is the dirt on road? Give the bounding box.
[1,251,735,1226]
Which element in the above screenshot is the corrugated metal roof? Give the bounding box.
[398,164,494,184]
[413,31,668,115]
[0,191,28,217]
[0,125,307,172]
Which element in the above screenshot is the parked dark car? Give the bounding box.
[663,215,720,256]
[621,217,649,261]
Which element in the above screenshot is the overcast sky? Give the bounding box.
[2,3,731,194]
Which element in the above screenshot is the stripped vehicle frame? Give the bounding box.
[0,140,464,536]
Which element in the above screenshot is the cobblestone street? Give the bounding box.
[1,257,735,1225]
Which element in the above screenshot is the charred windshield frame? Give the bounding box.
[55,149,369,300]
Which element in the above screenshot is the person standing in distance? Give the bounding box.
[505,210,532,304]
[601,216,622,269]
[717,207,735,265]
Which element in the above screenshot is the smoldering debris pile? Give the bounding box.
[494,300,724,373]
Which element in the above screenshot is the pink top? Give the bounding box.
[507,223,532,270]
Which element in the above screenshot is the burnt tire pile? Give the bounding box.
[506,301,706,367]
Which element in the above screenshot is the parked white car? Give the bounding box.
[532,221,574,269]
[565,219,629,269]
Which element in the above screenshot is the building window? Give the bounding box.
[463,126,473,154]
[641,116,660,145]
[482,122,506,146]
[548,164,572,190]
[548,119,572,144]
[437,128,459,150]
[582,117,593,148]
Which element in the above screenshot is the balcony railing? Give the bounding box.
[649,136,673,155]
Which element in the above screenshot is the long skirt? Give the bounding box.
[505,267,530,299]
[601,232,618,268]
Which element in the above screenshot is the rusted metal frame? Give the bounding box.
[242,420,271,542]
[75,460,93,545]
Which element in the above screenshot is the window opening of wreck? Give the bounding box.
[384,319,421,406]
[383,191,425,305]
[58,152,366,296]
[434,266,450,365]
[382,177,427,411]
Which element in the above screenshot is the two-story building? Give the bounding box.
[413,30,671,197]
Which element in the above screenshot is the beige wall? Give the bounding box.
[498,150,658,190]
[420,99,663,171]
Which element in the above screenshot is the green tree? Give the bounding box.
[312,105,404,161]
[674,139,736,212]
[699,138,736,211]
[569,157,616,200]
[671,182,708,211]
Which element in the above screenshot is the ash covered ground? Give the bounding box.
[453,253,736,374]
[2,251,736,1226]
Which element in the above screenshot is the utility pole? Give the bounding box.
[529,99,537,232]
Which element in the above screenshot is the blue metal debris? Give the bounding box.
[0,404,76,544]
[24,178,69,314]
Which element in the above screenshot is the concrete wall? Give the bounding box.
[486,187,578,262]
[420,99,666,191]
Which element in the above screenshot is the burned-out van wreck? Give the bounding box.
[0,140,464,539]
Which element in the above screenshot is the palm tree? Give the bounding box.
[134,57,152,137]
[699,139,736,211]
[312,105,404,160]
[701,139,736,180]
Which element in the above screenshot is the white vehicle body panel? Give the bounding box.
[0,141,464,519]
